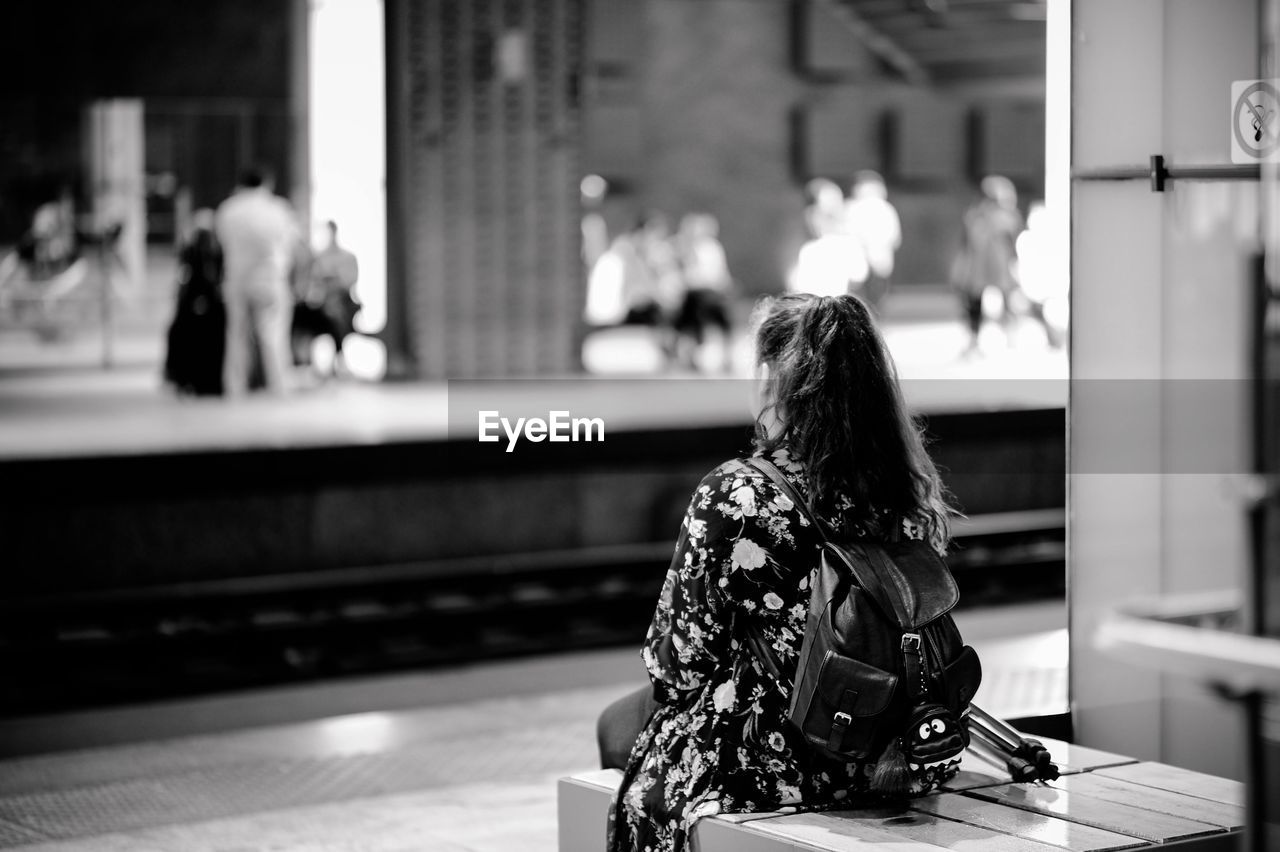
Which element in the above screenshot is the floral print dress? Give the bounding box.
[607,449,940,852]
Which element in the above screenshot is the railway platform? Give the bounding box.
[0,602,1066,851]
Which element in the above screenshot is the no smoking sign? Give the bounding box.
[1232,79,1280,163]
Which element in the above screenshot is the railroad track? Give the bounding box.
[0,508,1064,716]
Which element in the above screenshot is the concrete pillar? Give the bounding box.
[1070,0,1257,779]
[383,0,417,379]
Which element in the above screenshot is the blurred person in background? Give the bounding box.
[0,192,88,321]
[1012,202,1068,350]
[673,212,735,373]
[304,219,361,378]
[27,194,80,283]
[603,293,954,852]
[215,166,301,395]
[843,170,901,314]
[581,175,621,333]
[584,236,628,329]
[801,178,845,241]
[949,175,1023,357]
[616,217,662,328]
[600,213,681,366]
[641,212,686,365]
[163,209,225,396]
[581,174,611,273]
[790,178,868,297]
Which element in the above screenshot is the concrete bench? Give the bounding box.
[558,736,1244,851]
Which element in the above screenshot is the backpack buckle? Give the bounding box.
[834,711,853,726]
[901,633,921,653]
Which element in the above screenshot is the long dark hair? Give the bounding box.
[752,293,953,545]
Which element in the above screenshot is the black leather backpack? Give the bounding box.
[741,458,983,796]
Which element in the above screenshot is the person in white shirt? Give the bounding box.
[215,167,301,395]
[789,179,868,297]
[673,212,735,372]
[1012,202,1068,349]
[843,170,901,313]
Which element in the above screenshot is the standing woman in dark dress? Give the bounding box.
[607,293,954,852]
[164,209,226,396]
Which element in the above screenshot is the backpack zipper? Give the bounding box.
[922,625,943,697]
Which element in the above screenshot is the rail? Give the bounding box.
[0,509,1064,714]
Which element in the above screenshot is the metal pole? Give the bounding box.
[100,238,113,369]
[1242,690,1265,852]
[96,106,114,370]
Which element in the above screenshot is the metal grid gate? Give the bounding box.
[397,0,583,378]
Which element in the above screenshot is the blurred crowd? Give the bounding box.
[583,193,737,374]
[949,175,1068,356]
[2,169,1068,388]
[581,170,1068,374]
[163,166,362,397]
[0,168,363,396]
[791,169,1067,356]
[791,170,901,313]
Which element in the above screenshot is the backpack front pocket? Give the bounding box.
[795,650,898,758]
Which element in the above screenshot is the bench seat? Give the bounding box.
[558,736,1244,852]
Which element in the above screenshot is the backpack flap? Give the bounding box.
[799,650,899,758]
[838,540,960,630]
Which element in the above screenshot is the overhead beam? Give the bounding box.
[929,56,1046,80]
[933,74,1046,97]
[891,25,1046,49]
[816,0,930,86]
[914,40,1045,63]
[872,11,1046,33]
[851,0,1031,13]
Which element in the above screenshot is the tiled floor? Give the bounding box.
[0,603,1067,851]
[0,686,629,851]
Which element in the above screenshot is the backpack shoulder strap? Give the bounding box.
[745,458,912,618]
[743,456,904,619]
[742,457,831,541]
